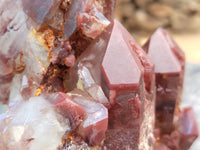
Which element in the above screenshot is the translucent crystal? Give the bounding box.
[143,28,185,133]
[68,90,108,146]
[0,96,70,150]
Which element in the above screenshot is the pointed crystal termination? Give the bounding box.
[115,21,156,149]
[101,20,155,150]
[143,28,185,134]
[178,107,199,150]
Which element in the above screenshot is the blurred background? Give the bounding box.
[115,0,200,63]
[115,0,200,149]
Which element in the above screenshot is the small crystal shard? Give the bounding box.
[101,20,155,150]
[64,0,89,39]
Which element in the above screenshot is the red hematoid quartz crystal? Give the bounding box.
[143,28,185,133]
[0,0,198,150]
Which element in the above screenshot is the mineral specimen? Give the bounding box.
[0,0,198,150]
[143,28,185,133]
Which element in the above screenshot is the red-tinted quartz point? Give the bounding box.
[144,28,182,74]
[101,20,142,94]
[143,28,185,133]
[101,20,155,150]
[178,107,199,150]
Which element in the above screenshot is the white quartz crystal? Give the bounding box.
[0,96,70,150]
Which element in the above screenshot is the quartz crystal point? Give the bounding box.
[143,28,185,133]
[64,20,155,149]
[0,96,70,150]
[101,20,155,150]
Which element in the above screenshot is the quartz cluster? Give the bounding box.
[0,0,198,150]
